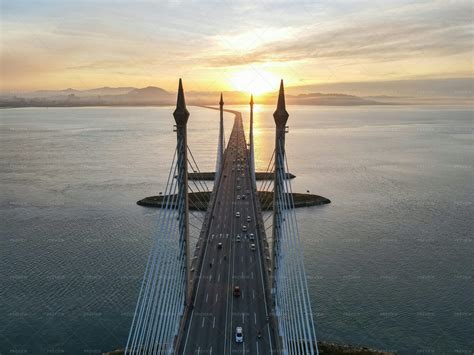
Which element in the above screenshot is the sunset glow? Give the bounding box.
[229,69,279,95]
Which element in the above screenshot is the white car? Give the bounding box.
[249,233,255,241]
[235,211,240,218]
[250,243,256,251]
[236,234,241,242]
[237,195,241,200]
[235,327,243,343]
[247,216,251,222]
[242,225,247,232]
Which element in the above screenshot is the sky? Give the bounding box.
[1,0,473,93]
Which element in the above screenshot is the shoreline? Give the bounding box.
[104,341,394,355]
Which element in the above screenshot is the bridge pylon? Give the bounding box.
[215,93,225,182]
[249,94,256,186]
[272,80,289,296]
[173,78,191,304]
[125,79,192,354]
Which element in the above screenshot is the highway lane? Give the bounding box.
[181,113,275,354]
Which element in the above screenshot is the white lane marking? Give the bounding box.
[215,293,218,303]
[250,256,253,263]
[251,271,254,279]
[182,309,194,353]
[210,346,213,355]
[242,313,245,324]
[218,273,221,282]
[213,316,216,328]
[241,290,244,299]
[206,293,208,303]
[256,342,259,355]
[253,289,255,299]
[183,188,218,355]
[197,346,200,354]
[254,312,257,324]
[201,317,205,328]
[241,271,243,279]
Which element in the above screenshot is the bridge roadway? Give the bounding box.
[181,113,276,354]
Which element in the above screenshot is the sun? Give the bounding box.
[229,69,279,95]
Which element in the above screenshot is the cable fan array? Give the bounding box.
[125,140,211,354]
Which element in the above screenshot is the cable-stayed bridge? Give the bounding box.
[124,79,319,354]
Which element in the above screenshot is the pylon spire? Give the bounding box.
[173,78,189,126]
[219,92,224,106]
[250,94,254,105]
[273,79,288,127]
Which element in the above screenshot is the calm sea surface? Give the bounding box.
[1,105,473,354]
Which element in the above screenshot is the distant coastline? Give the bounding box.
[0,85,387,107]
[2,77,472,108]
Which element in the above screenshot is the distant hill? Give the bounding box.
[0,86,400,107]
[287,92,381,105]
[2,76,471,107]
[80,87,135,96]
[126,86,169,97]
[286,77,474,101]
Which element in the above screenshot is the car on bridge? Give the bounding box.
[233,286,240,297]
[217,242,222,249]
[236,234,241,242]
[249,233,255,241]
[235,211,240,217]
[242,225,247,232]
[235,327,243,343]
[247,215,251,222]
[250,244,256,251]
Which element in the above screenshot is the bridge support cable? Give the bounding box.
[138,140,186,354]
[283,154,318,352]
[125,148,178,354]
[125,79,192,354]
[271,80,319,355]
[258,151,276,218]
[127,149,184,353]
[187,146,210,193]
[276,149,313,354]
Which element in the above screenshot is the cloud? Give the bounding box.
[1,0,472,91]
[206,4,473,67]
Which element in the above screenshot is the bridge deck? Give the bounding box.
[180,113,276,354]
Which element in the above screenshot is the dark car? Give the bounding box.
[233,286,241,297]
